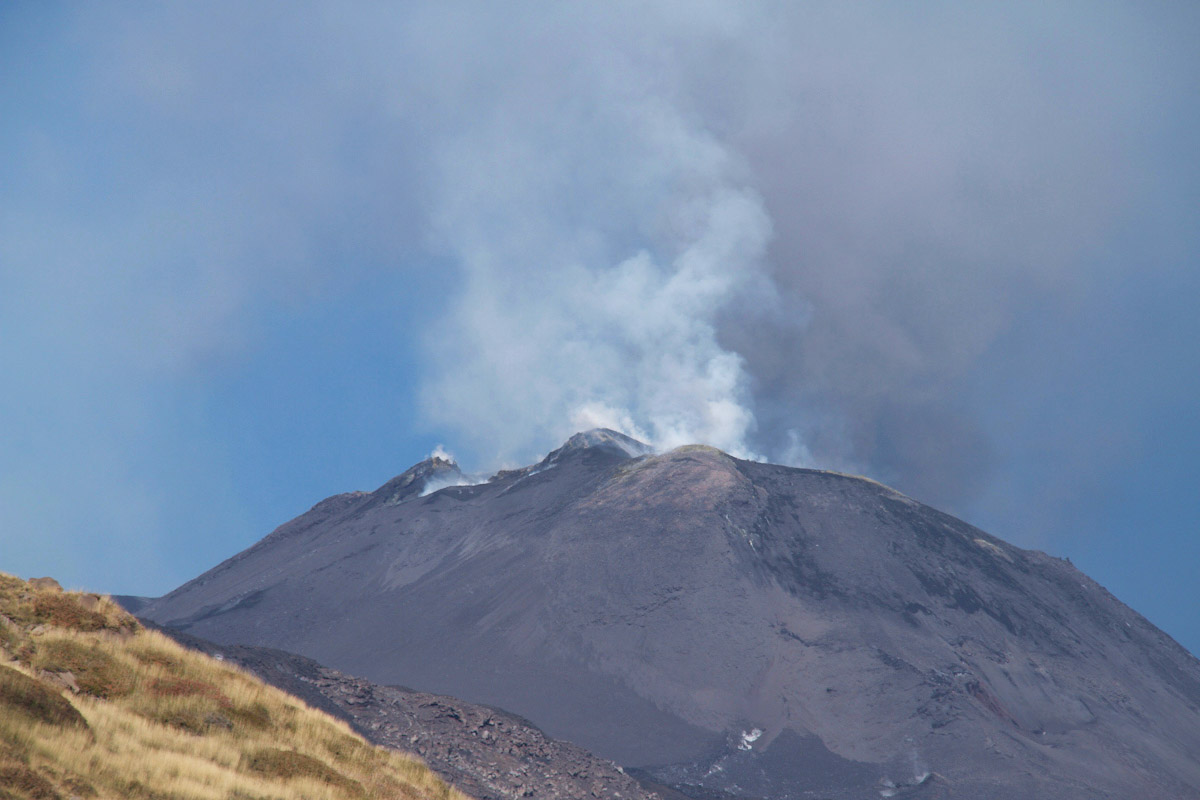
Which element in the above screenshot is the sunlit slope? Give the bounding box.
[0,572,467,800]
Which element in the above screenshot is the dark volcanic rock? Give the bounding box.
[140,430,1200,800]
[148,626,658,800]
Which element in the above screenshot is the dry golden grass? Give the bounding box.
[0,572,468,800]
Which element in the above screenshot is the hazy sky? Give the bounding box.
[2,2,1198,654]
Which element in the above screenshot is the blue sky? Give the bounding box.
[2,2,1198,655]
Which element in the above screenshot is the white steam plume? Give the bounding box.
[411,1,1171,492]
[429,444,456,464]
[419,9,776,464]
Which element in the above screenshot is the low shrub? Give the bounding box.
[148,706,210,736]
[242,748,364,796]
[128,647,178,671]
[147,677,231,707]
[0,760,62,800]
[0,666,87,730]
[321,732,370,762]
[31,596,107,633]
[228,700,273,730]
[0,620,19,654]
[32,640,132,699]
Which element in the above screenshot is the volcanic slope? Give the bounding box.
[140,430,1200,800]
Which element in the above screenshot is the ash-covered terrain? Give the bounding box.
[139,430,1200,799]
[145,625,662,800]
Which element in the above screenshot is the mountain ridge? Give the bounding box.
[139,430,1200,799]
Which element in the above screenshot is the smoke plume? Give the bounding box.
[408,1,1176,503]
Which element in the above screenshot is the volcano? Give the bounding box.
[139,430,1200,799]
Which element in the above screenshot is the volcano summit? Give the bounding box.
[139,431,1200,799]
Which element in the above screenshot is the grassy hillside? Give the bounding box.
[0,572,469,800]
